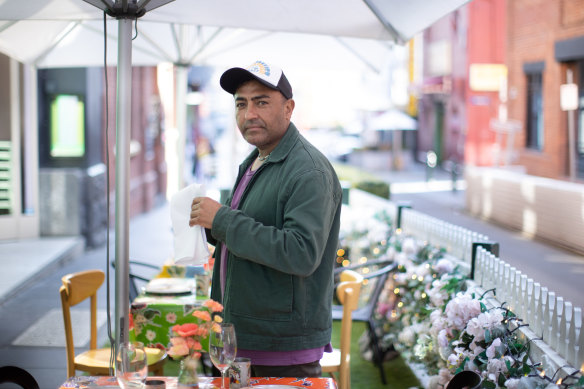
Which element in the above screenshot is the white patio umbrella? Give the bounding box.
[369,108,418,131]
[0,0,472,348]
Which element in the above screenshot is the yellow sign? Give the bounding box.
[469,64,507,92]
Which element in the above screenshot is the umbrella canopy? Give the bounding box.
[369,108,418,131]
[0,0,471,348]
[0,0,472,68]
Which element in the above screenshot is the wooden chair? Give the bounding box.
[321,269,363,389]
[59,269,167,378]
[332,261,397,384]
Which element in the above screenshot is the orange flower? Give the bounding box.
[167,299,224,360]
[203,299,223,313]
[168,337,190,358]
[173,323,200,337]
[193,310,211,322]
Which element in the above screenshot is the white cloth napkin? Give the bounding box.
[170,183,210,265]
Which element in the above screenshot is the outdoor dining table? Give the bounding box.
[130,265,210,349]
[59,375,337,388]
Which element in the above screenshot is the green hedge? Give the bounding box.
[354,181,390,199]
[333,163,390,200]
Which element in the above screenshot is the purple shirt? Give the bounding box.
[219,162,331,366]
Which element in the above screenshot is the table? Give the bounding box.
[130,293,205,349]
[59,376,337,388]
[130,265,211,349]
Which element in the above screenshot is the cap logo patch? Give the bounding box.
[247,61,271,77]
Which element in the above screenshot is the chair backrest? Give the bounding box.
[0,366,39,389]
[59,269,105,377]
[360,262,396,317]
[337,270,363,388]
[111,260,160,301]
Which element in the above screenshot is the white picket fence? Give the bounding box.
[474,246,584,371]
[348,188,582,377]
[399,207,490,263]
[399,205,583,371]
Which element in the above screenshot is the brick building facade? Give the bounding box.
[417,0,584,181]
[506,0,584,180]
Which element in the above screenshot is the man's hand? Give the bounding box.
[189,196,222,229]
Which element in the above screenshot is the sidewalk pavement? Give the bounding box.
[0,200,175,389]
[0,237,85,305]
[0,162,582,388]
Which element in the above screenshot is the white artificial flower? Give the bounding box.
[437,329,449,348]
[444,293,482,331]
[434,258,454,274]
[427,375,441,389]
[398,326,416,347]
[469,342,485,357]
[506,378,521,389]
[438,368,453,387]
[465,317,484,341]
[395,272,408,285]
[429,309,447,336]
[401,237,417,255]
[395,252,410,267]
[486,356,510,383]
[486,337,502,359]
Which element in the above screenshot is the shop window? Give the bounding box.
[526,72,544,150]
[50,94,85,158]
[524,62,545,151]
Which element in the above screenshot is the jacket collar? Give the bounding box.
[242,122,299,167]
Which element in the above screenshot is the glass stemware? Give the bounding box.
[115,342,148,389]
[209,323,237,389]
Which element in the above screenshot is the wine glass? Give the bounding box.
[116,342,148,389]
[209,323,237,389]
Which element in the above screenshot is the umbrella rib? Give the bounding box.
[185,26,224,64]
[334,37,381,74]
[362,0,405,44]
[81,21,168,64]
[170,23,183,62]
[137,26,176,63]
[33,21,81,67]
[197,30,272,62]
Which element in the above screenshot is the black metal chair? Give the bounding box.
[0,366,40,389]
[332,259,397,385]
[110,259,161,301]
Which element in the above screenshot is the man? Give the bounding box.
[189,60,342,377]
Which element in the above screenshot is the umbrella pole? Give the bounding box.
[114,17,133,350]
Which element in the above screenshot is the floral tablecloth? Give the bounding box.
[59,376,337,388]
[130,292,207,349]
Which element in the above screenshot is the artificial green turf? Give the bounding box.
[330,321,421,389]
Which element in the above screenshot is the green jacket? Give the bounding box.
[208,123,342,351]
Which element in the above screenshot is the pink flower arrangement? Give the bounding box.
[167,299,223,360]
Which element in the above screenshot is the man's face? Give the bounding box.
[234,80,294,151]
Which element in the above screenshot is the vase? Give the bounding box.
[177,356,200,389]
